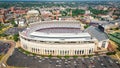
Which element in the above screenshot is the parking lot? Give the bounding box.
[0,41,11,55]
[4,27,25,35]
[7,49,120,68]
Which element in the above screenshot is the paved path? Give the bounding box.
[116,54,120,61]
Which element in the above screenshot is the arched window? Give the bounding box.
[75,50,77,55]
[32,48,34,52]
[82,50,84,54]
[102,41,106,48]
[89,49,91,54]
[80,50,81,55]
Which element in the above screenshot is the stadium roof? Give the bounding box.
[85,26,109,41]
[20,21,96,41]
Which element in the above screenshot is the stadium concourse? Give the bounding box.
[19,20,109,56]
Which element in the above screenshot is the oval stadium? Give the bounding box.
[19,20,109,56]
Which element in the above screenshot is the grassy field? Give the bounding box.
[0,54,5,60]
[108,32,120,47]
[108,32,120,59]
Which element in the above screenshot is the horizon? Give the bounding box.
[0,0,120,2]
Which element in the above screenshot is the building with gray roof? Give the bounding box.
[85,26,109,49]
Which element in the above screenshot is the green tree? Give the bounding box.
[106,51,116,55]
[0,33,7,37]
[72,9,85,16]
[89,8,108,15]
[11,20,18,27]
[60,11,67,16]
[66,8,71,12]
[117,47,120,51]
[0,23,5,30]
[13,34,19,42]
[84,24,90,29]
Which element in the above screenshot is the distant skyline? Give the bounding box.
[0,0,120,1]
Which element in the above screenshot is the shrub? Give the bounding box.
[48,54,52,58]
[57,55,62,59]
[73,55,78,58]
[117,47,120,51]
[106,51,116,55]
[82,55,86,57]
[0,33,8,37]
[88,54,93,57]
[84,24,90,29]
[64,55,70,59]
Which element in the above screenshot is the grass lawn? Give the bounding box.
[0,54,5,60]
[108,32,120,59]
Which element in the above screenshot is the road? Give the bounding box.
[0,40,15,68]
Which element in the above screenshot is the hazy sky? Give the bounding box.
[0,0,119,1]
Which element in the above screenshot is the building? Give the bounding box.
[58,16,75,21]
[40,10,52,17]
[14,10,27,15]
[10,7,27,15]
[19,20,109,56]
[90,20,119,30]
[85,10,91,15]
[0,15,5,23]
[85,25,109,49]
[27,9,40,17]
[15,18,26,26]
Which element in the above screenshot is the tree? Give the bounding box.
[84,24,90,29]
[0,33,7,37]
[0,23,4,30]
[11,19,18,27]
[89,8,108,15]
[60,11,67,16]
[106,51,116,55]
[13,34,19,42]
[66,8,71,12]
[72,9,85,16]
[117,47,120,51]
[115,27,119,30]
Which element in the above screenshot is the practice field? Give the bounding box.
[108,32,120,46]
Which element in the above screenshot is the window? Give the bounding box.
[80,50,82,54]
[102,41,106,48]
[60,50,64,55]
[75,50,77,55]
[64,50,69,55]
[82,50,84,54]
[23,44,27,49]
[32,48,34,52]
[89,49,91,54]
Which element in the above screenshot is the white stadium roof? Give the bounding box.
[20,21,94,41]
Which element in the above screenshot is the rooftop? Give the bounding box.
[85,26,109,41]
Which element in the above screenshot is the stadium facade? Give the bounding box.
[19,21,109,56]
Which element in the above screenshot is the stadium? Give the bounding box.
[19,20,109,56]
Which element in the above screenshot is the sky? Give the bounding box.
[0,0,120,1]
